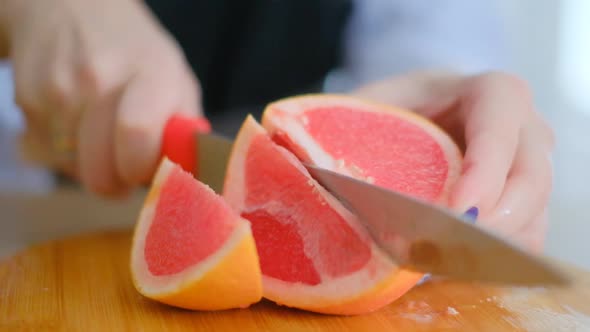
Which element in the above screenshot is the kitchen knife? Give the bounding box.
[161,114,232,193]
[161,114,570,286]
[305,164,569,286]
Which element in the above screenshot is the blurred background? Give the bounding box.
[494,0,590,269]
[0,1,589,268]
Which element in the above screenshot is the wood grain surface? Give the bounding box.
[1,230,589,332]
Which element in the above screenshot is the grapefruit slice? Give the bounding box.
[130,157,262,310]
[223,115,425,315]
[261,94,462,205]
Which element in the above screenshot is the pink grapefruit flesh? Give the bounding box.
[144,164,235,276]
[131,158,262,311]
[262,94,462,205]
[240,131,372,282]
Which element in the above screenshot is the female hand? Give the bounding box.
[4,0,202,196]
[353,70,555,253]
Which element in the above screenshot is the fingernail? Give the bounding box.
[463,206,479,223]
[416,273,431,285]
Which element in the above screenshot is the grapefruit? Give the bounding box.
[261,94,462,205]
[223,94,463,315]
[223,115,427,315]
[130,157,262,310]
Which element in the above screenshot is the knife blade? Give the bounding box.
[195,132,234,193]
[304,164,570,286]
[165,114,569,285]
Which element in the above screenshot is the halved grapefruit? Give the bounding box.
[261,94,462,205]
[223,115,428,315]
[130,157,262,310]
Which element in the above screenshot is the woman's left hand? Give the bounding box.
[353,70,555,253]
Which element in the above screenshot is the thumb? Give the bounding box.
[351,70,463,117]
[114,69,202,186]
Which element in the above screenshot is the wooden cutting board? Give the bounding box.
[1,230,589,331]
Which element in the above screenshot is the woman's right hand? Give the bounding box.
[3,0,203,197]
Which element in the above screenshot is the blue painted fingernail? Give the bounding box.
[416,273,432,285]
[463,206,479,223]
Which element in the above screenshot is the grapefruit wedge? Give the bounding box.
[261,94,462,205]
[223,116,426,315]
[130,157,262,310]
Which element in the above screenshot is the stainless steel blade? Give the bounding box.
[304,164,570,286]
[196,132,234,193]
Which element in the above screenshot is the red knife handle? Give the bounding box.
[161,113,212,176]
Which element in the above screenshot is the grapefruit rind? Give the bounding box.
[280,269,423,315]
[130,158,262,311]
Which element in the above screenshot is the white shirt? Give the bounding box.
[325,0,507,91]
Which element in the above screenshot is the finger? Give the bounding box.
[12,27,70,111]
[12,33,79,159]
[515,209,549,254]
[78,91,127,196]
[448,73,532,214]
[499,208,549,254]
[32,56,82,176]
[12,65,56,166]
[481,124,554,239]
[11,47,51,140]
[41,25,79,113]
[114,66,202,186]
[352,70,463,116]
